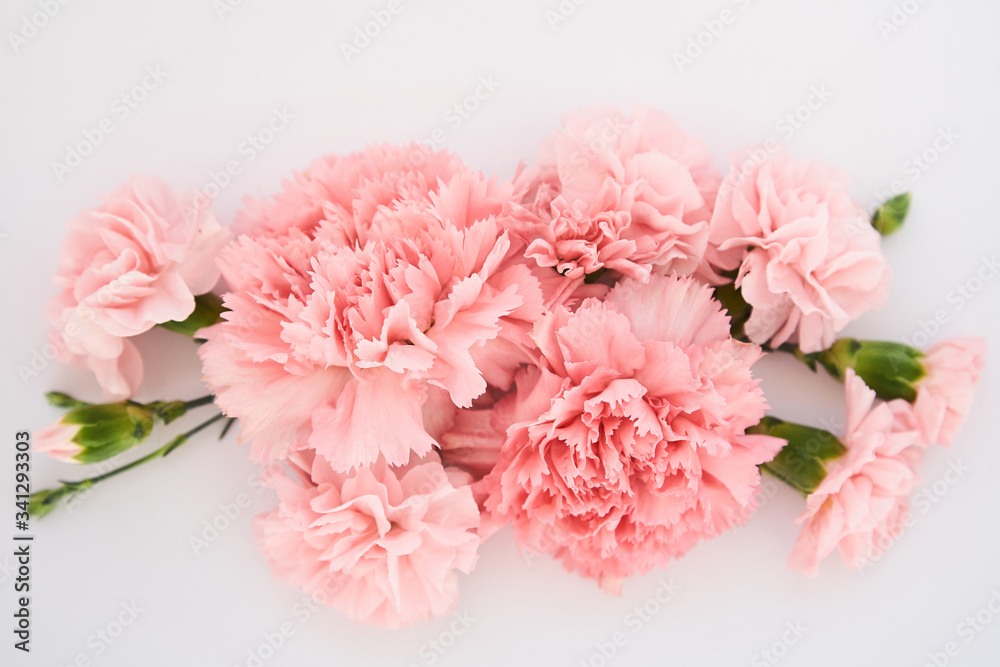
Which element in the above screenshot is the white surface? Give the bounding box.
[2,0,999,665]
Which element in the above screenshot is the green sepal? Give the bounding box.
[158,292,226,338]
[61,402,155,463]
[713,280,752,342]
[749,417,847,496]
[804,338,926,402]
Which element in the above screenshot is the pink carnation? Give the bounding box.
[484,275,783,587]
[48,175,230,399]
[200,157,543,470]
[510,105,720,290]
[254,450,480,628]
[233,143,466,239]
[911,337,986,447]
[706,149,891,353]
[788,370,921,575]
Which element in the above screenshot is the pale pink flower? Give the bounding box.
[200,163,543,470]
[33,421,83,463]
[483,275,783,585]
[233,143,466,239]
[253,450,480,628]
[912,337,986,447]
[48,175,230,399]
[789,370,921,575]
[510,105,720,294]
[706,149,891,353]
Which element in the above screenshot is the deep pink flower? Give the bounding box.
[48,175,229,399]
[483,275,782,587]
[788,370,921,575]
[254,450,480,628]
[706,149,891,353]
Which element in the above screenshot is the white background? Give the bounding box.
[1,0,999,665]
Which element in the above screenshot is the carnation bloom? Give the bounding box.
[253,450,480,628]
[48,175,229,399]
[233,142,466,239]
[510,105,721,292]
[706,149,891,353]
[909,337,986,447]
[788,370,921,575]
[484,275,783,587]
[200,155,543,470]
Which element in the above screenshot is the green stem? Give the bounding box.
[30,413,226,517]
[182,395,216,411]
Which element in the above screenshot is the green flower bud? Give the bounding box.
[802,338,926,402]
[28,486,73,518]
[871,192,911,237]
[748,417,847,496]
[59,402,156,464]
[45,391,90,409]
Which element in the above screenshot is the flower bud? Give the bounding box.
[38,402,156,464]
[28,486,74,519]
[871,192,911,236]
[804,338,926,402]
[45,391,90,409]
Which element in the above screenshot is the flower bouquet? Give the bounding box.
[32,105,985,627]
